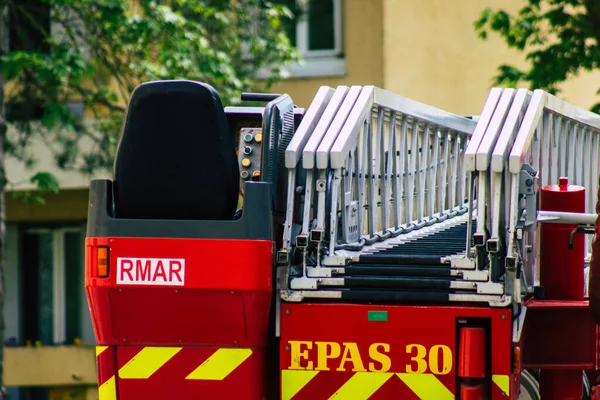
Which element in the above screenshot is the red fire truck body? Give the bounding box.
[85,80,600,400]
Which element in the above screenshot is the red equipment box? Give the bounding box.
[279,303,514,400]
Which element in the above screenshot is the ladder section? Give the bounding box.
[462,88,533,308]
[279,85,511,304]
[505,90,600,300]
[464,87,600,312]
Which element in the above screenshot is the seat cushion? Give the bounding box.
[113,80,239,220]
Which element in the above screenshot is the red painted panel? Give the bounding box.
[85,237,274,347]
[109,288,247,345]
[97,346,116,387]
[522,300,598,369]
[85,237,273,290]
[279,303,513,399]
[115,346,265,400]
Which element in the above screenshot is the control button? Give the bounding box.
[243,146,252,155]
[244,133,253,142]
[242,158,251,167]
[252,170,261,178]
[255,134,262,143]
[240,170,249,180]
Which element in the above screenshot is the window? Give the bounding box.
[5,0,86,121]
[268,0,345,78]
[6,0,51,121]
[20,225,91,345]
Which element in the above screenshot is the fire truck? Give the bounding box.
[85,80,600,399]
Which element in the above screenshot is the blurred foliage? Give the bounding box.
[474,0,600,112]
[1,0,299,181]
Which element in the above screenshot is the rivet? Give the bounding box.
[285,345,290,351]
[285,309,290,314]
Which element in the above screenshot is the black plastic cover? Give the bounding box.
[113,80,239,221]
[87,179,273,240]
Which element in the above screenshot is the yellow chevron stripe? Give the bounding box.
[329,372,394,399]
[186,348,252,380]
[98,376,117,400]
[96,346,108,357]
[281,370,320,400]
[397,373,454,400]
[492,374,509,394]
[118,347,182,379]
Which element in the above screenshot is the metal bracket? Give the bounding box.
[450,256,476,270]
[306,266,333,278]
[343,201,360,243]
[488,295,512,307]
[462,269,489,281]
[296,234,309,248]
[277,250,289,264]
[477,282,505,295]
[473,232,487,247]
[280,290,304,302]
[290,276,319,290]
[518,163,539,231]
[322,255,351,266]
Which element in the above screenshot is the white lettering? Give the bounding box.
[116,258,186,286]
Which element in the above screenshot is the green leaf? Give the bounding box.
[2,0,297,174]
[29,172,60,194]
[474,0,600,110]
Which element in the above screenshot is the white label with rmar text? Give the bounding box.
[116,257,185,286]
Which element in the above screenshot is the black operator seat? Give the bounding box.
[113,80,240,221]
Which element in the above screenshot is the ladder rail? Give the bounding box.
[282,86,335,254]
[507,89,600,290]
[326,86,477,254]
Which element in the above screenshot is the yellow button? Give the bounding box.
[242,158,251,167]
[255,134,262,143]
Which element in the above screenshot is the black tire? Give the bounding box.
[518,369,591,400]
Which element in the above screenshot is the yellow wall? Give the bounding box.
[381,0,526,116]
[7,189,89,223]
[5,346,97,387]
[381,0,600,116]
[5,346,99,400]
[270,0,384,108]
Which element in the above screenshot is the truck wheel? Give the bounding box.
[519,370,540,400]
[518,370,591,400]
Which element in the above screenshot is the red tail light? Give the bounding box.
[97,246,110,277]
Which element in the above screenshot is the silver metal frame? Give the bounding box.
[279,85,600,307]
[507,90,600,289]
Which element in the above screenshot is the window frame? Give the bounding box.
[260,0,345,79]
[293,0,343,58]
[24,225,85,344]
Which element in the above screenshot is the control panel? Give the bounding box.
[237,127,263,183]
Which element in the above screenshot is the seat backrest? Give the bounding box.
[113,80,239,220]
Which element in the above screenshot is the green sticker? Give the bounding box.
[368,311,388,322]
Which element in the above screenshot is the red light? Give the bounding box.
[97,246,109,278]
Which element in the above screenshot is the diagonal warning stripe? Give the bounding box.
[186,348,252,380]
[281,370,320,400]
[397,373,454,400]
[492,374,509,394]
[96,346,108,357]
[98,376,117,400]
[329,372,394,399]
[119,347,182,379]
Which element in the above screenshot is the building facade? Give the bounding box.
[6,0,600,398]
